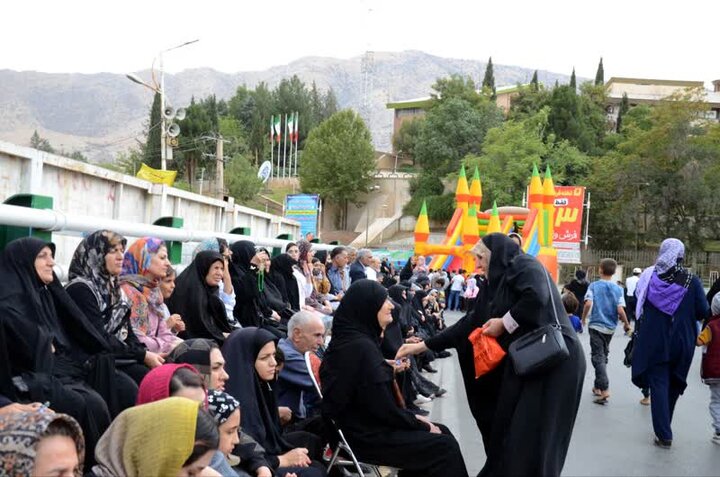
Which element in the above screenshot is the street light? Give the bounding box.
[127,39,199,171]
[365,184,381,247]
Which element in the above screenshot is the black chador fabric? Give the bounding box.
[223,327,292,456]
[168,250,231,344]
[229,241,265,328]
[320,280,468,477]
[425,277,502,448]
[477,234,586,477]
[269,253,301,311]
[0,237,112,467]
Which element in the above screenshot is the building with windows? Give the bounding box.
[386,84,525,150]
[604,77,720,130]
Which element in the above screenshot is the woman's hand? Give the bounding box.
[482,318,506,338]
[414,414,442,434]
[144,351,165,368]
[166,314,185,332]
[0,402,43,415]
[278,406,293,425]
[396,342,427,359]
[256,467,273,477]
[278,448,310,468]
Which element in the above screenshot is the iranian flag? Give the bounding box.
[273,116,281,143]
[287,113,294,142]
[293,112,299,142]
[269,115,274,143]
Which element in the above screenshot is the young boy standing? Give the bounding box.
[698,294,720,444]
[582,258,631,404]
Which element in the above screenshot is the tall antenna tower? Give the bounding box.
[360,50,375,126]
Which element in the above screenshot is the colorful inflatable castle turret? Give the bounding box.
[414,164,559,280]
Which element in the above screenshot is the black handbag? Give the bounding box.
[508,271,569,377]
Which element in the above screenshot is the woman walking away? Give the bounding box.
[321,279,468,477]
[632,238,709,448]
[476,234,585,477]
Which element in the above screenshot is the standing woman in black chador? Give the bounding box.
[0,237,112,467]
[167,250,232,345]
[320,279,468,477]
[397,266,502,448]
[477,233,585,477]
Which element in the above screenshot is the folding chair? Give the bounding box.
[304,351,383,477]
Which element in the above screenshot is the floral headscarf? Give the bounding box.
[0,411,85,476]
[635,238,692,318]
[68,230,130,339]
[120,237,166,335]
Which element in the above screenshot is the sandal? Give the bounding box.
[593,396,609,405]
[592,388,603,396]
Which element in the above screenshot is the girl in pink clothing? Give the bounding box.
[120,237,183,354]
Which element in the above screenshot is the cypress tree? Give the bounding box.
[595,58,604,85]
[144,92,162,169]
[616,92,629,133]
[530,70,539,91]
[482,57,496,99]
[569,68,577,90]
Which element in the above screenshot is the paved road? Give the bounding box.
[423,312,720,476]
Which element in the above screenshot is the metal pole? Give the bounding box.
[160,53,167,171]
[583,191,591,249]
[282,114,288,178]
[365,204,370,247]
[270,115,274,179]
[216,138,224,197]
[293,112,299,177]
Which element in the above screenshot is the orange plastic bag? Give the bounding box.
[468,328,506,378]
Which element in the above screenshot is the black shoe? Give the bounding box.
[654,437,672,449]
[422,364,438,373]
[436,350,452,358]
[434,388,447,398]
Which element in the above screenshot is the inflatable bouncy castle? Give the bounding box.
[413,164,559,280]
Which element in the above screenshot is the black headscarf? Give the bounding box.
[229,241,265,328]
[268,253,300,311]
[481,233,522,298]
[382,285,408,357]
[166,338,218,389]
[314,250,328,266]
[0,237,109,367]
[167,251,231,344]
[321,280,393,419]
[222,328,291,455]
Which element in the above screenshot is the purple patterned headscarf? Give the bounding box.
[635,238,691,318]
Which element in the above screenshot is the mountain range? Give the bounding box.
[0,50,572,162]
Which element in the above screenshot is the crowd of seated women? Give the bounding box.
[0,231,467,476]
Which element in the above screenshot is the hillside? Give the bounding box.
[0,50,571,162]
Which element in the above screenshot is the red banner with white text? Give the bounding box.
[553,186,585,263]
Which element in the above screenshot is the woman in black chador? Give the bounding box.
[0,237,112,467]
[477,233,585,477]
[397,271,502,449]
[320,279,468,477]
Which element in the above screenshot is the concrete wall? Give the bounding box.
[0,140,300,265]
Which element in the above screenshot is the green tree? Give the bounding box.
[508,84,551,122]
[299,110,375,228]
[569,68,577,90]
[616,92,630,133]
[547,83,606,154]
[595,58,604,85]
[176,96,218,188]
[530,70,539,91]
[464,110,549,208]
[589,89,720,249]
[225,154,263,202]
[29,130,55,153]
[392,117,425,164]
[144,92,162,169]
[482,57,496,99]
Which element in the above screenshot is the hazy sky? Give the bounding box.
[2,0,717,86]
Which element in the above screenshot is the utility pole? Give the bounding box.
[216,137,224,197]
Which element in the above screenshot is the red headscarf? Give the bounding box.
[136,363,207,407]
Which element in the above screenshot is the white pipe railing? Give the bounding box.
[0,204,336,251]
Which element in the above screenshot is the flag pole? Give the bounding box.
[282,113,288,179]
[294,112,299,177]
[270,115,274,179]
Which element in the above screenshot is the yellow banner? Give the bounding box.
[136,163,177,186]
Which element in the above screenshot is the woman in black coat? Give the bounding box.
[320,279,467,477]
[477,234,585,477]
[0,237,112,467]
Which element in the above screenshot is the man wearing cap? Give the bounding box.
[625,267,642,322]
